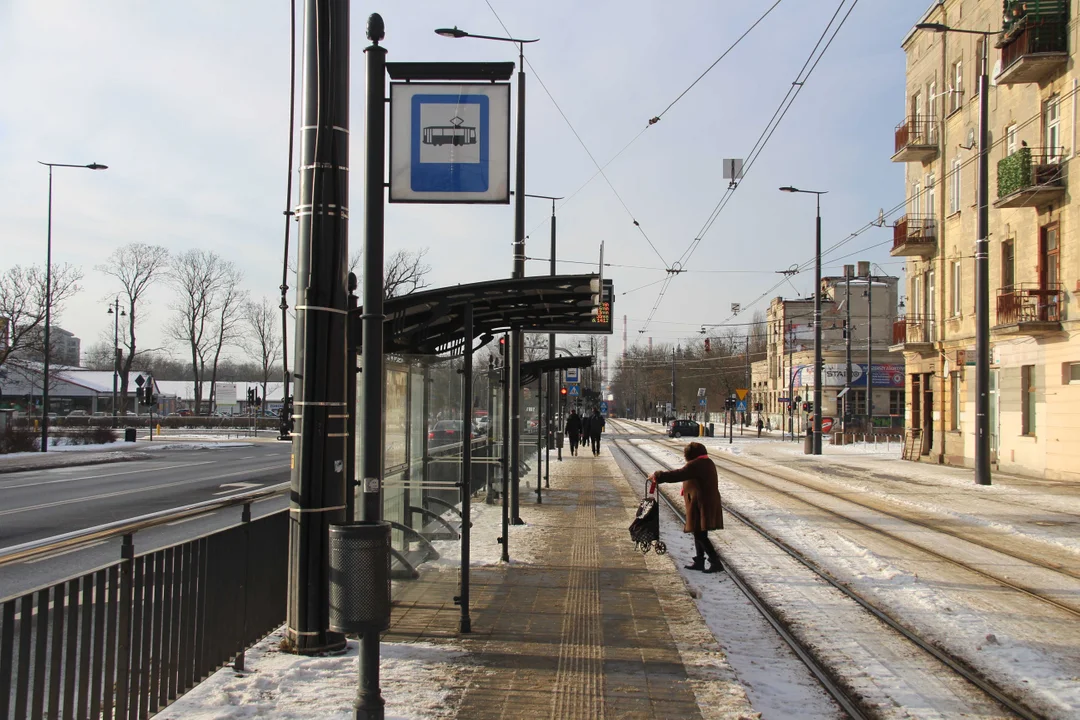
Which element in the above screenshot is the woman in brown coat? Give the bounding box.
[647,442,724,573]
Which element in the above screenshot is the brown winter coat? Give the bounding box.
[654,455,724,533]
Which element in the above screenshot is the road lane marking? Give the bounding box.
[23,540,108,564]
[214,482,262,495]
[0,461,216,490]
[240,456,256,460]
[0,463,289,517]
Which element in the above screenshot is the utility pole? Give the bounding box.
[866,268,874,429]
[286,0,350,657]
[670,346,676,419]
[845,265,853,432]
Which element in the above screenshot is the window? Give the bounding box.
[926,173,936,216]
[950,156,962,213]
[889,390,904,416]
[911,181,922,216]
[928,81,938,140]
[951,60,963,113]
[1021,365,1036,436]
[1045,96,1061,159]
[1002,240,1015,291]
[852,389,867,416]
[1062,362,1080,384]
[1006,124,1017,155]
[926,269,936,341]
[951,260,962,317]
[1040,223,1060,320]
[950,372,961,430]
[974,38,984,95]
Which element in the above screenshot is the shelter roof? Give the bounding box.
[520,355,594,386]
[360,274,611,356]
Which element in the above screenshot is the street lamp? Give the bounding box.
[780,186,827,454]
[38,161,108,452]
[437,25,539,523]
[915,22,995,485]
[107,298,126,426]
[526,193,563,475]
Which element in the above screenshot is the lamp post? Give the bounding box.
[780,186,826,454]
[38,161,108,452]
[437,26,539,522]
[915,22,994,485]
[526,193,563,484]
[107,298,125,426]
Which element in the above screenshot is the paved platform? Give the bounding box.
[385,444,756,719]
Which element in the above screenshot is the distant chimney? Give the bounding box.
[844,264,855,279]
[857,261,871,278]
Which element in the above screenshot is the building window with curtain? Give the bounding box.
[889,390,904,416]
[950,59,963,113]
[1021,365,1036,436]
[950,372,961,430]
[1045,96,1061,160]
[950,156,961,214]
[951,260,962,317]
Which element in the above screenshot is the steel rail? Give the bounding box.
[608,434,870,720]
[611,425,1037,720]
[0,482,290,568]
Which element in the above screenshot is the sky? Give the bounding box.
[1,0,931,364]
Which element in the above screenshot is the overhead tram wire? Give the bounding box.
[484,0,669,268]
[639,0,860,334]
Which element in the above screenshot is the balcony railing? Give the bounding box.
[891,215,937,257]
[892,314,935,348]
[995,146,1066,208]
[996,283,1063,326]
[893,116,938,162]
[998,2,1068,84]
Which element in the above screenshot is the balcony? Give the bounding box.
[993,283,1064,335]
[892,116,938,163]
[996,2,1068,86]
[891,215,937,257]
[994,146,1066,208]
[890,314,936,354]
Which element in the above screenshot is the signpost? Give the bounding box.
[389,83,511,203]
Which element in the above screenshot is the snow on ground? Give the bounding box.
[630,430,1080,716]
[156,633,465,720]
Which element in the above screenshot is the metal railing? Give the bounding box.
[996,283,1063,324]
[892,314,935,345]
[1000,18,1068,70]
[892,215,937,251]
[0,484,289,719]
[894,115,937,154]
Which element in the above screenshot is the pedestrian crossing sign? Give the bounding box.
[567,385,580,397]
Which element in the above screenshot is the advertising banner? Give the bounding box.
[793,363,904,389]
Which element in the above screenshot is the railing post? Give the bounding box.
[116,533,135,720]
[235,503,252,673]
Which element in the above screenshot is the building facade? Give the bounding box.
[752,263,904,433]
[894,0,1078,478]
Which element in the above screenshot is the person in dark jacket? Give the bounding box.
[647,442,724,572]
[588,409,606,455]
[565,410,582,456]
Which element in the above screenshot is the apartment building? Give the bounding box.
[894,0,1077,478]
[751,264,904,433]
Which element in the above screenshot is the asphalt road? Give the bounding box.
[0,443,291,599]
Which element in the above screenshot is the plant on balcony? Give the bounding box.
[997,146,1032,198]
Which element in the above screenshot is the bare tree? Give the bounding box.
[0,263,83,371]
[243,297,283,414]
[97,243,170,413]
[206,265,247,413]
[347,247,432,299]
[166,250,238,414]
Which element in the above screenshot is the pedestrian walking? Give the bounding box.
[757,416,764,437]
[647,442,724,573]
[589,409,605,455]
[566,410,582,456]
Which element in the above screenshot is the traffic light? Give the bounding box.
[498,336,506,356]
[560,387,568,398]
[802,401,814,413]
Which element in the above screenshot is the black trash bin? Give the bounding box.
[328,521,392,634]
[124,428,136,443]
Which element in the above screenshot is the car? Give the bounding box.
[67,410,88,417]
[428,420,469,447]
[668,419,701,438]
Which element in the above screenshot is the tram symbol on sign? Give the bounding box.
[422,116,477,147]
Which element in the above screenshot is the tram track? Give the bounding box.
[616,419,1080,620]
[606,419,1040,720]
